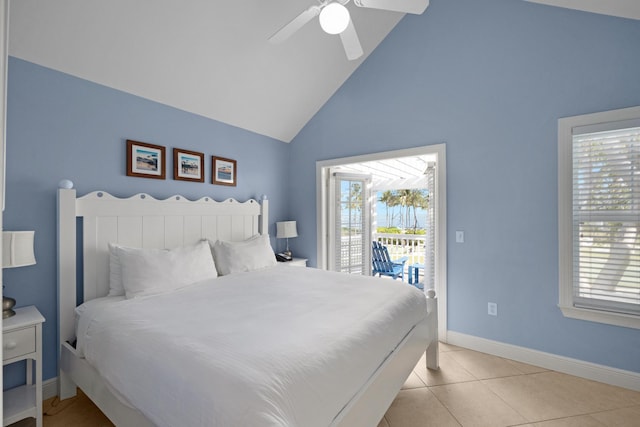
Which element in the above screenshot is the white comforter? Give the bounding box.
[78,266,427,427]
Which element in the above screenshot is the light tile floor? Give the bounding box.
[11,342,640,426]
[379,342,640,427]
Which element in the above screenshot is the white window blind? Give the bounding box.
[572,126,640,316]
[424,163,436,291]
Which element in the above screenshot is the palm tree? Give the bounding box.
[396,189,412,230]
[347,182,362,231]
[379,190,394,227]
[407,189,429,232]
[389,191,402,228]
[378,189,429,231]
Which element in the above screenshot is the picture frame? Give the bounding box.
[126,140,166,180]
[173,148,205,182]
[211,156,237,186]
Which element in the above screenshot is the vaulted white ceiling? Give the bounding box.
[8,1,640,143]
[527,0,640,21]
[8,0,404,143]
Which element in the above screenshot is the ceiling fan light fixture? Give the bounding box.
[319,3,350,35]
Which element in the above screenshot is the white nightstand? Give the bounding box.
[284,258,307,267]
[3,305,45,427]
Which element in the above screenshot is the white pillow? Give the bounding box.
[108,243,125,296]
[117,241,218,299]
[211,234,276,276]
[209,234,259,269]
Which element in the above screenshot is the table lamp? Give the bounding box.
[2,231,36,318]
[276,221,298,258]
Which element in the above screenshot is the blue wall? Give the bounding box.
[289,0,640,372]
[3,57,290,387]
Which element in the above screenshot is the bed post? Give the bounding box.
[57,187,77,399]
[425,289,439,370]
[259,196,269,235]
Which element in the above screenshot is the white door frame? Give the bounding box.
[316,144,447,340]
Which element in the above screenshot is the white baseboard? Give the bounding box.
[43,377,58,400]
[446,331,640,392]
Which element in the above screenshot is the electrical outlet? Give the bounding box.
[488,302,497,316]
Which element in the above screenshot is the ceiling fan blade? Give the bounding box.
[269,5,321,44]
[354,0,429,15]
[339,20,363,61]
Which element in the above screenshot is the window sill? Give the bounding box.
[559,305,640,330]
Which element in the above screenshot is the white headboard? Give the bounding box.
[57,188,268,347]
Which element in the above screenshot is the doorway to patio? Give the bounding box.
[316,144,447,338]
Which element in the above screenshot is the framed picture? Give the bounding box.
[211,156,237,186]
[173,148,204,182]
[126,140,166,180]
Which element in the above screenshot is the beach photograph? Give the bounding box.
[126,139,166,180]
[212,156,236,186]
[135,149,158,171]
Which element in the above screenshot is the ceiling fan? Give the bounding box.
[269,0,430,61]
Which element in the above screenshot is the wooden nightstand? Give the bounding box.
[285,258,307,267]
[3,305,45,427]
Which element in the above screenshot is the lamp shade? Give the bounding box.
[2,231,36,268]
[319,3,350,35]
[276,221,298,239]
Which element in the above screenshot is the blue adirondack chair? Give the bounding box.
[372,241,409,281]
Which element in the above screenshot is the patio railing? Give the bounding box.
[374,233,426,281]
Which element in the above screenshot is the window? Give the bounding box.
[558,106,640,329]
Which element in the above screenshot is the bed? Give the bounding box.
[57,187,439,426]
